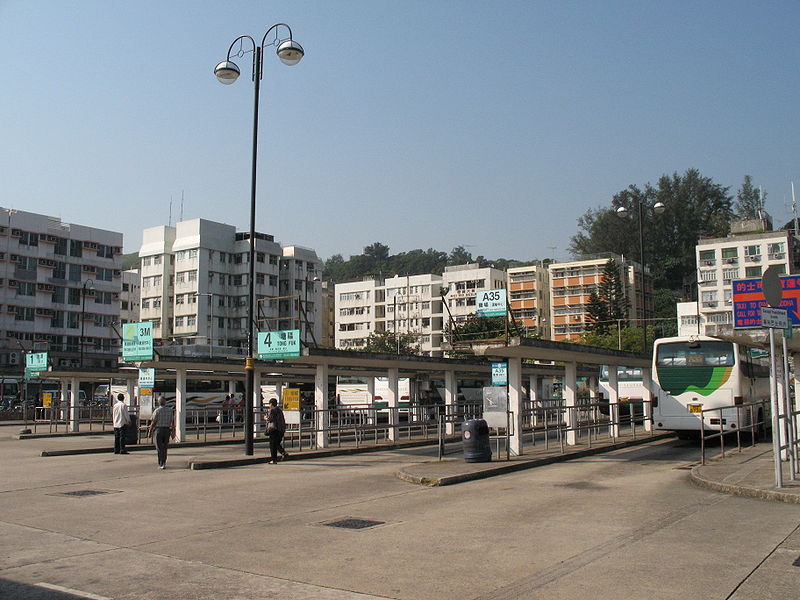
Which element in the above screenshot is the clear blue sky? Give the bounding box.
[2,1,799,263]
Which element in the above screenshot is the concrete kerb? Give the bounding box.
[690,449,800,505]
[397,432,676,486]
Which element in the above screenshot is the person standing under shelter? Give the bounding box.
[265,398,287,464]
[112,393,130,454]
[148,396,175,469]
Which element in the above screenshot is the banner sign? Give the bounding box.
[282,388,301,410]
[139,368,155,388]
[122,321,154,361]
[732,277,800,328]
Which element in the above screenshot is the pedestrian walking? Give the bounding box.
[148,396,175,469]
[264,398,287,464]
[112,393,131,454]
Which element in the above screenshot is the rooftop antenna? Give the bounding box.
[180,190,184,222]
[168,196,173,227]
[758,185,765,220]
[792,182,798,235]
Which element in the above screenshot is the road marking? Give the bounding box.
[35,582,111,600]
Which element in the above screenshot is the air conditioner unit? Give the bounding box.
[8,352,18,365]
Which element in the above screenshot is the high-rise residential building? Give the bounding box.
[120,269,140,325]
[0,207,123,370]
[335,273,445,355]
[138,218,322,349]
[441,263,507,324]
[507,264,550,338]
[548,255,650,342]
[692,217,800,336]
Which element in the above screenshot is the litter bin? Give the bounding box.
[125,417,138,445]
[462,419,491,462]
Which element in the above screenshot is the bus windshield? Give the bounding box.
[656,341,735,367]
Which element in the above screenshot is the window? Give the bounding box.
[231,274,243,286]
[51,311,64,328]
[53,237,67,255]
[15,306,34,321]
[721,247,738,259]
[19,231,38,246]
[701,291,717,302]
[269,255,278,265]
[67,312,80,328]
[68,264,81,281]
[257,252,265,263]
[256,273,265,284]
[745,266,762,277]
[269,275,277,286]
[722,268,739,281]
[188,271,197,282]
[153,255,162,265]
[96,268,113,281]
[176,250,187,261]
[175,316,185,327]
[52,286,65,304]
[176,294,185,304]
[17,282,35,296]
[188,249,198,259]
[175,272,185,284]
[141,298,150,309]
[772,264,787,275]
[744,245,761,257]
[153,298,161,308]
[69,239,82,257]
[142,256,151,266]
[94,291,112,305]
[68,288,81,305]
[187,315,196,326]
[698,249,715,261]
[699,270,716,282]
[97,244,114,259]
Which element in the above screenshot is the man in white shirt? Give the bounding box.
[112,393,131,454]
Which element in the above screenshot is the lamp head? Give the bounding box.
[653,201,666,215]
[214,60,241,84]
[277,39,304,66]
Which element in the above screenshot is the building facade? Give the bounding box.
[693,219,800,336]
[507,264,550,338]
[138,218,322,349]
[548,255,650,342]
[0,207,123,370]
[120,269,140,325]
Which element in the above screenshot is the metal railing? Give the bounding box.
[698,399,770,466]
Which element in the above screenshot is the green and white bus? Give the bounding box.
[652,335,771,438]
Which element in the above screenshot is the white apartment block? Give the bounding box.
[694,218,800,336]
[441,263,507,323]
[507,264,550,338]
[549,255,650,342]
[120,269,140,325]
[0,207,123,370]
[335,274,445,356]
[138,218,322,349]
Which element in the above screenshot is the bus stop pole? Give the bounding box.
[769,328,783,488]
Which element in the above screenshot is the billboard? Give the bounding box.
[732,276,800,328]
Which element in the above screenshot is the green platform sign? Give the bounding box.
[477,289,507,317]
[258,329,301,359]
[25,352,48,380]
[122,321,154,361]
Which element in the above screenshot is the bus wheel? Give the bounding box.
[676,431,695,441]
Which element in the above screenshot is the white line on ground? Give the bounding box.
[35,582,112,600]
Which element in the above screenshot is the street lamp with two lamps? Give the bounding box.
[80,279,94,367]
[214,24,304,456]
[615,199,665,351]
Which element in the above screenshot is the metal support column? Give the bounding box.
[386,368,399,442]
[564,362,578,445]
[508,357,523,456]
[175,368,187,442]
[315,363,329,448]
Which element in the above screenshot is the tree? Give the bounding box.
[362,330,420,355]
[585,291,610,334]
[569,168,733,291]
[734,175,765,220]
[363,242,390,262]
[598,259,628,322]
[448,245,473,265]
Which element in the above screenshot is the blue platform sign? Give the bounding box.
[491,362,508,386]
[258,329,301,359]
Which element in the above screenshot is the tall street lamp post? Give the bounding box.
[215,24,304,456]
[616,200,665,352]
[80,279,94,367]
[304,274,320,344]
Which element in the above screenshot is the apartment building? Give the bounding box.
[507,264,550,338]
[549,255,650,342]
[441,263,507,324]
[693,218,800,336]
[138,218,322,348]
[335,274,445,356]
[0,207,123,370]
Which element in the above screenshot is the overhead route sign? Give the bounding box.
[476,289,507,317]
[732,276,800,328]
[258,329,301,359]
[122,322,154,361]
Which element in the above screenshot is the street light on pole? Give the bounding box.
[195,292,214,358]
[616,199,665,352]
[304,274,320,343]
[215,24,304,456]
[80,279,94,367]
